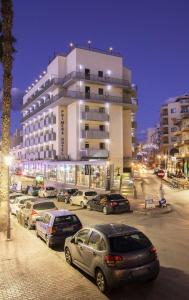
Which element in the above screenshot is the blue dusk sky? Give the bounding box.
[1,0,189,139]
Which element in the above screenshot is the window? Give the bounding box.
[54,215,80,226]
[33,202,56,210]
[98,71,103,78]
[85,68,90,79]
[109,232,151,253]
[170,108,176,113]
[99,107,105,113]
[98,88,104,95]
[76,229,90,244]
[85,191,97,196]
[43,214,51,224]
[88,231,102,250]
[85,143,89,149]
[171,127,177,132]
[85,86,90,98]
[85,105,89,112]
[171,137,177,142]
[99,125,105,131]
[85,124,89,131]
[99,142,105,149]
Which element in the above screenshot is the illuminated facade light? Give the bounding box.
[107,85,112,91]
[107,70,111,76]
[69,42,74,47]
[109,47,113,52]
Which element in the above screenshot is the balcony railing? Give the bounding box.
[81,111,109,122]
[63,71,131,88]
[181,124,189,131]
[80,148,109,158]
[22,89,137,122]
[81,129,109,139]
[23,69,135,109]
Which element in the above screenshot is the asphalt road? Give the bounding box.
[12,173,189,299]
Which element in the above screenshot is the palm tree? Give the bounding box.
[0,0,14,237]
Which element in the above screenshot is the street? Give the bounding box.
[1,173,189,299]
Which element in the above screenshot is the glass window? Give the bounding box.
[33,202,56,210]
[76,229,90,244]
[98,71,103,77]
[99,142,105,149]
[109,232,151,253]
[85,124,89,131]
[88,231,102,250]
[107,194,125,201]
[170,108,176,113]
[85,143,89,149]
[99,125,105,131]
[99,107,105,113]
[85,191,97,196]
[98,88,104,95]
[54,215,80,226]
[85,105,89,112]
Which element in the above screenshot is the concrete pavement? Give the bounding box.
[0,220,107,300]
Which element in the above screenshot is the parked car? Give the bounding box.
[28,186,41,196]
[9,192,24,204]
[69,190,97,208]
[36,210,82,247]
[38,187,57,198]
[19,199,58,229]
[87,193,130,214]
[64,224,159,293]
[57,188,78,203]
[10,195,36,215]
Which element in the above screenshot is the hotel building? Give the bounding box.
[21,45,137,189]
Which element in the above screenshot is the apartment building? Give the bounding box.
[160,94,189,155]
[21,45,137,189]
[172,100,189,176]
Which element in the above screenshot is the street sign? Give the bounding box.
[157,169,165,178]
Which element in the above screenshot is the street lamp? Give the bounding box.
[3,154,14,240]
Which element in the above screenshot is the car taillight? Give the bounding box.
[150,245,157,256]
[31,209,38,216]
[48,227,57,234]
[111,201,118,207]
[104,255,123,266]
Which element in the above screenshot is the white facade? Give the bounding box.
[160,94,189,154]
[21,46,137,173]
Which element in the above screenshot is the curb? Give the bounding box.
[133,204,173,216]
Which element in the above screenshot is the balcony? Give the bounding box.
[80,148,109,158]
[62,71,131,89]
[21,89,137,123]
[81,129,109,139]
[81,111,109,122]
[181,124,189,132]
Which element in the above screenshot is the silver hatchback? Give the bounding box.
[64,224,159,293]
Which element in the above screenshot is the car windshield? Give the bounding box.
[68,189,78,194]
[46,187,55,191]
[107,194,125,201]
[109,232,151,253]
[54,215,80,226]
[85,191,97,196]
[33,202,56,210]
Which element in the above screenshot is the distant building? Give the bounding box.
[160,94,189,155]
[10,128,23,161]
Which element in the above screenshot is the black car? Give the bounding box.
[87,193,130,215]
[57,188,78,203]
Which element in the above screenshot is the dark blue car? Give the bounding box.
[36,209,82,247]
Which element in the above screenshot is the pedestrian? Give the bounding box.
[141,180,145,193]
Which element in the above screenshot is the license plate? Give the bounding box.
[63,227,73,232]
[119,203,125,206]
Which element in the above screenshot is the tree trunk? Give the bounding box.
[0,0,13,235]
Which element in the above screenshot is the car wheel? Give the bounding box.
[87,204,92,210]
[65,247,72,265]
[46,236,51,248]
[81,201,85,209]
[95,269,108,293]
[103,206,108,215]
[27,220,32,230]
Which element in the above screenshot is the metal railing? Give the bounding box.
[80,148,109,158]
[81,129,109,139]
[21,89,137,122]
[81,111,109,122]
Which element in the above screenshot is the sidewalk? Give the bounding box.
[0,220,107,300]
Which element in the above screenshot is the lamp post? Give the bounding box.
[3,154,14,240]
